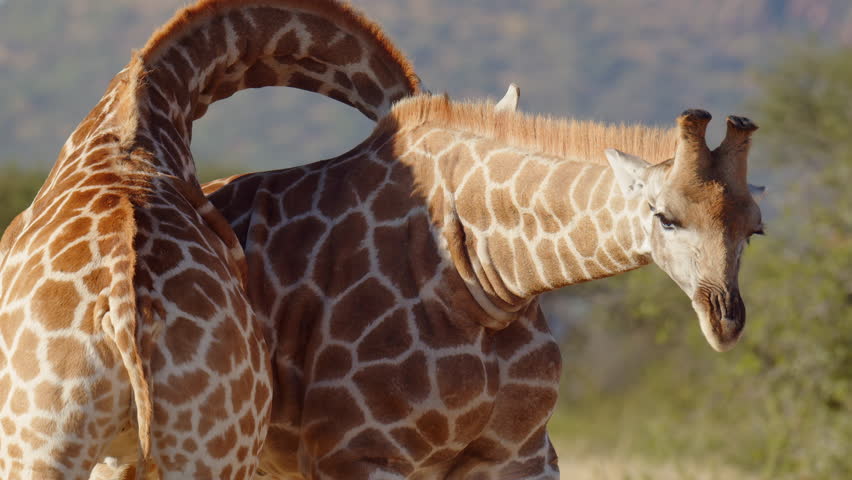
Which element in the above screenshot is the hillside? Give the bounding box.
[1,0,851,171]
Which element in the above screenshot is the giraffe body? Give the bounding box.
[205,94,763,479]
[209,158,563,479]
[205,101,651,478]
[0,1,420,478]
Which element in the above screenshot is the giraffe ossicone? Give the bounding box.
[495,83,520,112]
[203,94,764,478]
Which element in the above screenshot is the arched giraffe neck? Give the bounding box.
[87,0,419,182]
[139,0,419,120]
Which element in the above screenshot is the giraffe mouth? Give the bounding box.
[693,283,745,352]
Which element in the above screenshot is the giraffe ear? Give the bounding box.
[605,148,651,197]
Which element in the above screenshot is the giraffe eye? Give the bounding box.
[655,213,678,231]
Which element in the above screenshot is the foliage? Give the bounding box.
[0,166,44,232]
[548,45,852,478]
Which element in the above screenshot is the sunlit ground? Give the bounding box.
[553,440,758,480]
[555,451,758,480]
[549,406,762,480]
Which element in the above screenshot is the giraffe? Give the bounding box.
[0,0,422,478]
[90,84,520,480]
[89,80,521,480]
[202,95,764,479]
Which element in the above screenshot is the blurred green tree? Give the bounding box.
[0,166,44,232]
[0,163,239,234]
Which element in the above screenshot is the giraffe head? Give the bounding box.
[605,109,764,352]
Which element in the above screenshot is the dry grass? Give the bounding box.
[554,440,761,480]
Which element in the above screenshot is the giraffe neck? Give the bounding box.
[450,159,652,307]
[395,115,663,317]
[66,0,419,183]
[140,0,418,118]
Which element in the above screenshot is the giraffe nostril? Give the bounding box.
[719,288,745,336]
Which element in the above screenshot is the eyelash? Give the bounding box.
[655,213,678,230]
[649,205,679,231]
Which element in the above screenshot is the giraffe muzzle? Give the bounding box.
[693,283,746,352]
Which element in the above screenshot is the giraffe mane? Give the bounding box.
[380,94,678,165]
[138,0,419,91]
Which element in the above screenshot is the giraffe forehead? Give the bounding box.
[662,179,760,234]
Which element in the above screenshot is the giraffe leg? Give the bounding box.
[96,339,273,479]
[143,311,273,479]
[89,427,158,480]
[0,336,132,480]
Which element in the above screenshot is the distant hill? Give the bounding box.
[1,0,850,171]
